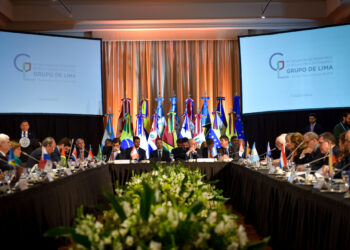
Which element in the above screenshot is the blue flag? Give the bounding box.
[216,97,227,129]
[169,96,179,124]
[101,113,115,148]
[233,96,245,140]
[155,96,166,137]
[179,114,192,139]
[206,128,221,149]
[201,96,211,127]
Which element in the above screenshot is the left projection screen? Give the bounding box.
[0,31,103,115]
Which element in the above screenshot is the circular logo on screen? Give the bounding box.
[269,52,285,71]
[14,53,32,72]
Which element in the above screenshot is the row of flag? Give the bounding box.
[102,95,245,156]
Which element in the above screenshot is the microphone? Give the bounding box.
[66,138,75,164]
[287,141,304,160]
[303,153,329,168]
[259,147,277,158]
[21,152,40,163]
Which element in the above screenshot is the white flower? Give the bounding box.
[149,241,162,250]
[215,221,225,235]
[227,241,239,250]
[154,206,166,216]
[122,201,132,217]
[238,225,248,246]
[208,211,217,224]
[126,236,134,246]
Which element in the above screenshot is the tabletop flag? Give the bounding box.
[279,145,287,169]
[97,145,103,161]
[38,153,52,171]
[155,96,167,137]
[101,113,115,148]
[135,113,149,159]
[120,114,134,150]
[216,96,227,135]
[239,141,244,157]
[245,141,251,159]
[206,112,222,149]
[193,113,206,146]
[148,114,159,153]
[162,112,178,153]
[200,95,211,134]
[250,142,260,163]
[329,148,333,177]
[179,113,192,139]
[87,145,94,162]
[226,111,237,141]
[130,146,139,160]
[72,146,78,162]
[60,147,67,167]
[116,98,132,137]
[140,98,151,134]
[8,148,16,169]
[233,96,245,140]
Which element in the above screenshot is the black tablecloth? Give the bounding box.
[218,163,350,250]
[108,161,228,187]
[0,166,113,249]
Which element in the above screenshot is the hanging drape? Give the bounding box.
[102,40,241,133]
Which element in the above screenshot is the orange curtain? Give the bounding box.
[102,40,240,134]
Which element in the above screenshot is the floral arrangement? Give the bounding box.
[46,163,268,249]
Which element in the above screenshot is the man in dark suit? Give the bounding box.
[0,134,14,171]
[14,120,39,162]
[185,139,202,160]
[217,135,235,160]
[125,136,146,161]
[51,137,72,163]
[107,138,126,161]
[27,137,56,169]
[150,138,170,162]
[202,138,215,158]
[76,138,89,161]
[0,133,23,183]
[172,138,187,161]
[305,113,323,135]
[102,139,113,159]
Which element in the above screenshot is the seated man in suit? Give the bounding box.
[107,138,125,161]
[185,139,202,160]
[125,136,146,161]
[76,138,88,161]
[0,134,23,182]
[150,138,170,162]
[172,138,188,161]
[51,137,72,163]
[26,137,56,169]
[102,138,113,159]
[15,120,39,162]
[217,135,235,161]
[297,132,323,171]
[202,138,216,158]
[0,134,15,172]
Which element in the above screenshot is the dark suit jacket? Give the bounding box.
[150,149,170,162]
[76,148,89,160]
[26,147,43,169]
[107,149,126,160]
[51,147,61,163]
[305,123,323,135]
[185,148,202,160]
[172,147,188,161]
[217,146,236,158]
[0,153,12,171]
[125,147,146,161]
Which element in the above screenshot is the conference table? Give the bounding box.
[0,161,349,249]
[0,165,113,249]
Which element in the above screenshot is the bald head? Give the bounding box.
[275,134,286,150]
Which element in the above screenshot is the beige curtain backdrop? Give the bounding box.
[102,40,241,132]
